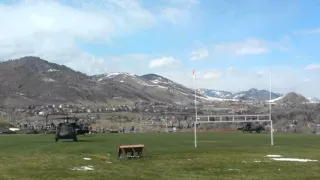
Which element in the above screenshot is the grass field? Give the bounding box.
[1,132,320,180]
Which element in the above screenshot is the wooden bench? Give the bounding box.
[117,144,147,159]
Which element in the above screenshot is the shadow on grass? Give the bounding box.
[56,139,94,143]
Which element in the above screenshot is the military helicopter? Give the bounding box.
[75,116,90,136]
[54,116,89,142]
[239,122,265,133]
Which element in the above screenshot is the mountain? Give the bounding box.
[272,92,309,104]
[140,74,206,98]
[0,56,102,106]
[0,56,195,107]
[234,88,282,101]
[92,73,207,104]
[198,88,282,101]
[0,56,314,107]
[197,89,233,99]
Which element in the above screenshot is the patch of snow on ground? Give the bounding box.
[271,158,318,162]
[48,69,59,72]
[176,90,189,96]
[157,85,167,89]
[42,77,56,82]
[15,92,26,96]
[136,79,153,86]
[151,80,160,84]
[197,95,238,102]
[71,165,94,171]
[106,72,121,77]
[267,96,284,103]
[266,155,282,158]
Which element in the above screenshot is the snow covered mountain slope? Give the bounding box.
[92,73,207,104]
[198,88,282,101]
[307,97,320,103]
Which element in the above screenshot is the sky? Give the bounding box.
[1,0,320,98]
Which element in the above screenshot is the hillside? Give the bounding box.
[0,56,103,106]
[273,92,310,104]
[307,97,320,103]
[140,74,206,98]
[0,57,210,107]
[0,57,190,107]
[93,73,207,104]
[0,56,315,107]
[198,88,282,101]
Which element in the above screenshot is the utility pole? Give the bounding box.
[45,114,49,130]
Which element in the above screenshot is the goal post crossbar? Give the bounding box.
[194,119,274,147]
[197,120,271,123]
[197,114,270,118]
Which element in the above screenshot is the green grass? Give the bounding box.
[0,132,320,180]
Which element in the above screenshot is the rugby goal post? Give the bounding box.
[194,114,274,147]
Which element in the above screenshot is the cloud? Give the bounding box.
[161,8,183,23]
[0,0,193,74]
[303,78,310,82]
[162,66,320,98]
[203,71,222,79]
[0,0,155,43]
[305,64,320,70]
[295,56,312,59]
[189,37,290,60]
[256,70,265,77]
[226,67,236,73]
[190,48,209,60]
[148,56,181,69]
[168,0,200,7]
[187,69,223,80]
[213,39,270,56]
[294,28,320,34]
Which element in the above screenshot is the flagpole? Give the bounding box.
[194,69,198,148]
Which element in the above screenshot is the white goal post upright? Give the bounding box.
[193,69,198,148]
[269,71,273,146]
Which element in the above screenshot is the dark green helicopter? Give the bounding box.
[238,122,266,133]
[55,116,90,142]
